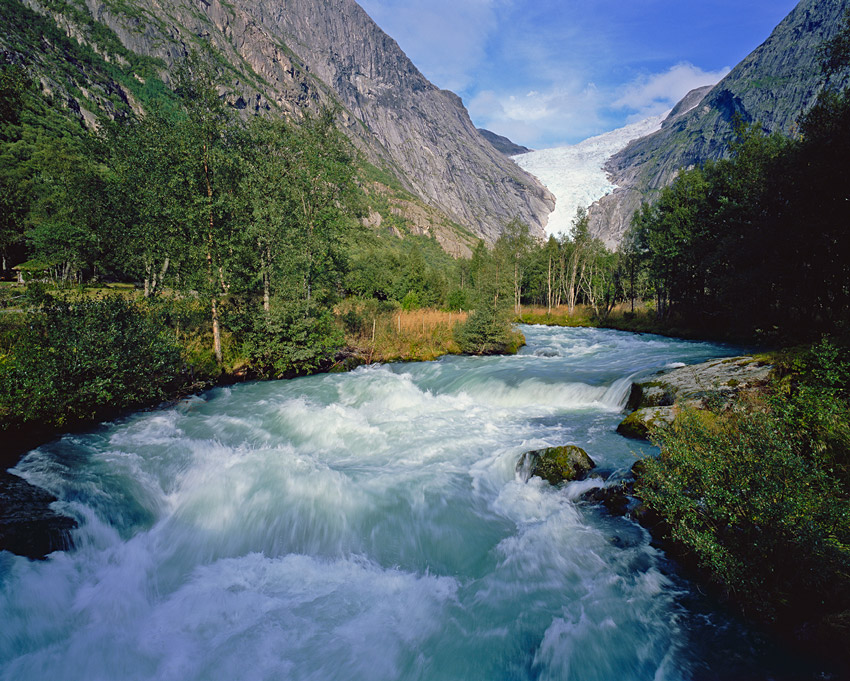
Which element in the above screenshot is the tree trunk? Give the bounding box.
[203,142,223,364]
[211,295,222,364]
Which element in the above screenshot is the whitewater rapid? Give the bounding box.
[0,326,812,680]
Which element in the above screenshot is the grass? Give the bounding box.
[342,308,468,363]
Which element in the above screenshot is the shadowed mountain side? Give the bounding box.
[3,0,554,248]
[588,0,850,246]
[478,129,532,156]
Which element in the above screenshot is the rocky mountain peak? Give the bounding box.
[587,0,850,246]
[3,0,554,251]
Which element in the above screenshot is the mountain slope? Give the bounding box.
[588,0,850,245]
[477,129,531,156]
[1,0,554,251]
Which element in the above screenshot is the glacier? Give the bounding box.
[512,114,668,239]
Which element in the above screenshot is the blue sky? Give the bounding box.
[357,0,800,148]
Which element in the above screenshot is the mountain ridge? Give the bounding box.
[587,0,850,246]
[1,0,554,252]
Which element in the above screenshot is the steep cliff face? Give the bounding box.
[478,129,531,156]
[588,0,850,246]
[3,0,554,249]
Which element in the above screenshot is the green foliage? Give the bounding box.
[0,296,183,429]
[240,299,343,378]
[625,113,848,339]
[21,281,52,307]
[400,290,420,311]
[454,305,518,355]
[637,340,850,624]
[446,289,468,311]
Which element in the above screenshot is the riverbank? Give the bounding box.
[596,342,850,671]
[517,301,782,346]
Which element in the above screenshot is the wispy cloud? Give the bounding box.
[467,62,728,148]
[612,62,730,120]
[357,0,791,148]
[467,83,606,149]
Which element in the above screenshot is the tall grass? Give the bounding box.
[343,308,468,363]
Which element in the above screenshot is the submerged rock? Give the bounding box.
[580,481,634,516]
[0,470,76,560]
[517,445,595,485]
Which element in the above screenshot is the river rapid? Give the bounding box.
[0,326,821,680]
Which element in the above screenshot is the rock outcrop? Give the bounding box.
[517,445,595,485]
[478,129,531,156]
[0,470,76,559]
[617,356,773,440]
[3,0,554,248]
[588,0,850,245]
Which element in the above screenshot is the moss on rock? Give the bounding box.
[517,445,595,485]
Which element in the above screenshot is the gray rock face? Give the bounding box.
[616,356,773,440]
[11,0,554,246]
[477,129,531,156]
[0,470,76,559]
[588,0,850,245]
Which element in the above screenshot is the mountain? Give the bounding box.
[587,0,850,246]
[0,0,554,253]
[511,113,667,240]
[477,129,531,156]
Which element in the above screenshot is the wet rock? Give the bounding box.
[517,445,595,485]
[580,481,634,516]
[0,471,76,560]
[617,356,772,440]
[636,356,772,409]
[616,406,676,440]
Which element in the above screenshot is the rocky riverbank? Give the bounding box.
[617,355,773,440]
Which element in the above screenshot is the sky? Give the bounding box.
[357,0,801,148]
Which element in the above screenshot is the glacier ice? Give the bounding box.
[512,114,668,239]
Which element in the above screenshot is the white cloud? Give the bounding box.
[468,82,608,149]
[612,62,730,119]
[468,61,731,149]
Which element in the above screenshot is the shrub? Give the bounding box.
[242,298,343,378]
[0,296,183,429]
[454,305,521,355]
[636,341,850,625]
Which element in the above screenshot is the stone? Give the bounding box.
[517,445,595,485]
[616,406,676,440]
[0,470,76,560]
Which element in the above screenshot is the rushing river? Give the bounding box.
[0,326,825,680]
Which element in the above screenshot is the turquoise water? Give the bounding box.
[0,326,821,679]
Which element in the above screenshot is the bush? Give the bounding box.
[446,289,468,311]
[242,298,343,378]
[0,296,184,429]
[636,340,850,626]
[454,305,522,355]
[401,290,420,311]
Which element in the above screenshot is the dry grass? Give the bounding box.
[345,308,468,363]
[517,304,599,327]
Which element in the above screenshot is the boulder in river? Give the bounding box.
[0,470,76,560]
[616,356,772,441]
[517,445,595,485]
[616,406,676,440]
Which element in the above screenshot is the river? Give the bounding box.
[0,326,826,680]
